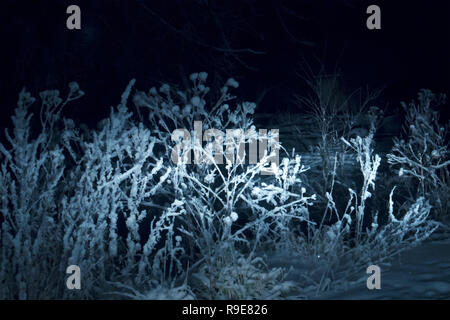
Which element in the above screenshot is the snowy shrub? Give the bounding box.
[387,89,449,221]
[60,80,184,297]
[133,73,315,299]
[0,73,316,299]
[340,127,438,265]
[0,85,83,299]
[294,62,382,200]
[281,123,439,297]
[0,75,442,300]
[0,80,183,298]
[387,90,449,221]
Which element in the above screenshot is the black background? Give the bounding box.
[0,0,448,128]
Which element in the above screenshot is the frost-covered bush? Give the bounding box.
[280,124,439,297]
[0,75,442,300]
[0,73,315,299]
[0,80,186,298]
[60,80,179,297]
[0,85,83,299]
[132,73,315,298]
[387,89,449,220]
[294,62,382,200]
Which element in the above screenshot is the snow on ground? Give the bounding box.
[319,234,450,299]
[267,232,450,299]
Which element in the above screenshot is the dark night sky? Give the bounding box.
[0,0,448,128]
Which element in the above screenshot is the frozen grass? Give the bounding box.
[0,74,443,299]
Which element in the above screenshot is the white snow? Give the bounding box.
[265,232,450,299]
[318,234,450,299]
